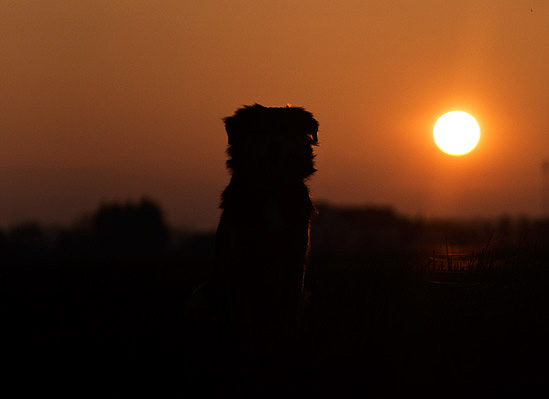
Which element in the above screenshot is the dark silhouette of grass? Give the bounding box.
[304,248,549,396]
[1,201,549,395]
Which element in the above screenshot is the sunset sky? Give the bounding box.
[1,0,548,230]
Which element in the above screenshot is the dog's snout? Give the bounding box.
[263,138,289,167]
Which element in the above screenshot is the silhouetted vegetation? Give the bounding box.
[51,198,170,263]
[92,199,169,257]
[1,200,548,395]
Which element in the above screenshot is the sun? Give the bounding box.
[433,111,480,156]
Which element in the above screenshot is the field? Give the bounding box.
[305,249,549,396]
[2,240,548,396]
[1,203,549,396]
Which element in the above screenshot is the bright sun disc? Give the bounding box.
[433,111,480,156]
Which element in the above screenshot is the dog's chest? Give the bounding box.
[264,197,287,232]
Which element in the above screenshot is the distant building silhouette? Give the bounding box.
[310,202,412,255]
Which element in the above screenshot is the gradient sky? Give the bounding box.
[1,0,548,230]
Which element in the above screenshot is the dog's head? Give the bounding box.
[223,104,319,181]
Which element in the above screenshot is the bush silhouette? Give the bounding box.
[92,198,169,258]
[5,223,49,262]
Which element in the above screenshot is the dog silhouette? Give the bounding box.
[214,104,319,387]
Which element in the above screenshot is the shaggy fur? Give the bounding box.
[215,103,319,380]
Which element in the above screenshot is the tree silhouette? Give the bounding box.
[92,198,169,258]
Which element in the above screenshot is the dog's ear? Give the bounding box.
[306,116,319,144]
[223,104,265,145]
[293,108,319,145]
[223,114,239,145]
[223,107,248,145]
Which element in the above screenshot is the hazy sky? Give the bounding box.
[1,0,548,230]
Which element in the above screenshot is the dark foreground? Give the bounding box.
[2,247,549,397]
